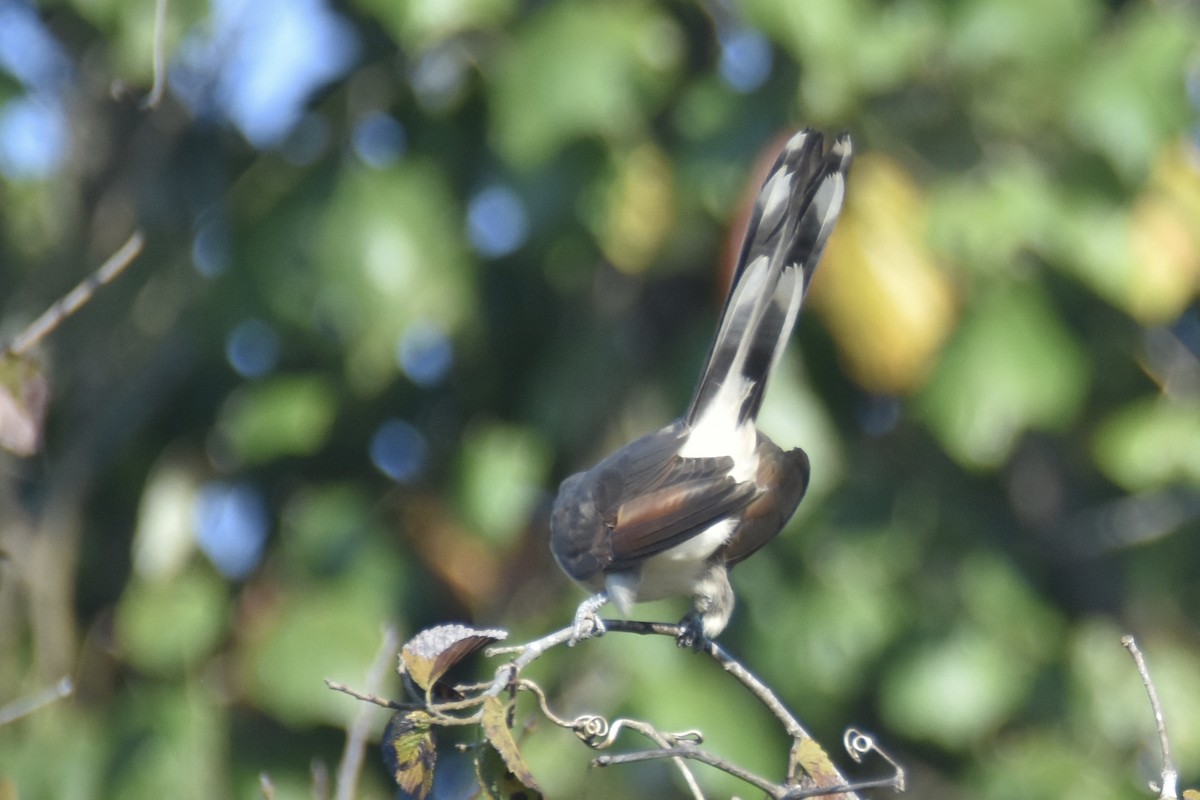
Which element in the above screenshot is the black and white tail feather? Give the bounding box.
[682,130,851,466]
[550,129,852,647]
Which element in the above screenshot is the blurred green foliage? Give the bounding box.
[1,0,1199,798]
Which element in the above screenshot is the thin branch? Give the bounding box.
[1123,635,1179,800]
[347,618,877,800]
[311,759,330,800]
[4,231,145,357]
[0,676,73,726]
[601,619,863,800]
[259,773,276,800]
[334,626,400,800]
[599,719,706,800]
[597,745,786,798]
[141,0,168,109]
[324,679,406,710]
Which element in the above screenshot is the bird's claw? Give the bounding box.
[568,594,609,646]
[675,615,708,652]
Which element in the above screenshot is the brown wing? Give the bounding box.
[588,422,759,568]
[550,421,759,582]
[720,436,810,567]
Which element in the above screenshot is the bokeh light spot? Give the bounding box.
[226,319,281,379]
[192,214,232,277]
[719,28,773,94]
[0,96,66,180]
[352,111,406,168]
[194,481,269,579]
[370,419,428,482]
[467,184,529,258]
[396,321,453,387]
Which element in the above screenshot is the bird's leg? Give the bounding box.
[569,593,609,645]
[675,611,708,651]
[676,564,733,650]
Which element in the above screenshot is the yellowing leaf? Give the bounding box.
[599,144,676,274]
[0,352,49,456]
[381,710,436,799]
[480,695,541,794]
[1127,142,1200,324]
[813,152,957,394]
[400,624,507,694]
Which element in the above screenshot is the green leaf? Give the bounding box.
[475,734,545,799]
[1093,397,1200,491]
[279,483,375,575]
[218,374,337,465]
[115,565,228,675]
[352,0,514,47]
[381,710,437,799]
[1067,5,1200,181]
[238,544,400,726]
[318,161,474,394]
[918,281,1088,469]
[458,421,550,545]
[489,3,681,168]
[881,629,1034,749]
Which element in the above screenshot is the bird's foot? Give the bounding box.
[568,593,609,646]
[675,613,709,652]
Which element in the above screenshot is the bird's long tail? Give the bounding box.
[685,130,852,432]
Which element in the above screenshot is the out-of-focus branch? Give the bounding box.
[0,676,73,726]
[141,0,168,109]
[1123,635,1179,800]
[3,231,144,357]
[333,626,399,800]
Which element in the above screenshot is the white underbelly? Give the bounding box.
[607,518,736,606]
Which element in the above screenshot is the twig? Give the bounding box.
[843,728,905,792]
[141,0,168,109]
[0,676,73,726]
[602,619,862,800]
[334,626,400,800]
[1122,635,1179,800]
[4,231,145,357]
[597,744,788,798]
[345,619,878,800]
[259,772,276,800]
[324,679,405,710]
[311,759,330,800]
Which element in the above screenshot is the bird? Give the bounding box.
[550,129,852,648]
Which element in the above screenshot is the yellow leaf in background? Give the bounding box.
[1128,141,1200,324]
[0,353,48,457]
[600,144,676,274]
[812,153,958,395]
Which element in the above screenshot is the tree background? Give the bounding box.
[1,0,1199,797]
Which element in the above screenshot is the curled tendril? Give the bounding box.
[843,728,905,791]
[843,729,874,763]
[573,714,610,743]
[574,715,703,751]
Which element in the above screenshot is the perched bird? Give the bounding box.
[550,129,852,647]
